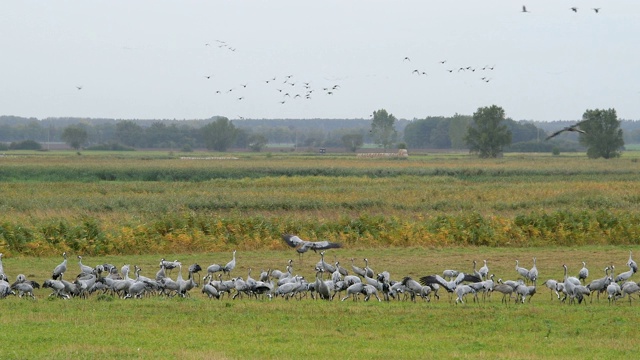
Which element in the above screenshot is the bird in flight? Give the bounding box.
[204,75,213,79]
[593,8,600,13]
[571,7,578,13]
[545,121,587,140]
[76,86,83,90]
[403,56,411,62]
[522,5,529,13]
[281,234,342,255]
[439,60,447,64]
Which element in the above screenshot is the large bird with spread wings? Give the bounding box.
[545,120,587,140]
[282,234,342,258]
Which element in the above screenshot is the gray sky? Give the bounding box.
[1,1,638,122]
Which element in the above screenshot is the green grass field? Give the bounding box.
[1,246,639,359]
[1,150,640,359]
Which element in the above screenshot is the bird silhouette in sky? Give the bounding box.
[439,60,447,64]
[571,7,578,13]
[522,5,529,13]
[545,121,587,140]
[593,8,600,13]
[403,57,410,62]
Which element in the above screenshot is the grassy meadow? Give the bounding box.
[1,150,640,359]
[1,247,640,359]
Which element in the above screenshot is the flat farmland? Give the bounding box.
[0,151,639,256]
[2,151,640,359]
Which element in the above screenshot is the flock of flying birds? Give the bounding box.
[2,238,638,305]
[521,5,602,13]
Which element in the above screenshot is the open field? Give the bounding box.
[1,246,640,359]
[1,151,640,256]
[2,151,640,358]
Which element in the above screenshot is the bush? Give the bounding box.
[552,147,560,156]
[9,140,42,150]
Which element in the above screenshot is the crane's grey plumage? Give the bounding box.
[515,260,530,282]
[627,251,638,273]
[478,260,489,280]
[614,264,636,283]
[78,256,94,275]
[223,250,236,278]
[545,120,587,140]
[586,266,611,303]
[528,257,539,285]
[350,258,366,277]
[578,261,589,284]
[52,252,68,280]
[281,234,342,256]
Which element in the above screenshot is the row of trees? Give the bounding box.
[0,109,626,157]
[463,106,623,159]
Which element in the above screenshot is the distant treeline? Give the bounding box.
[1,115,639,151]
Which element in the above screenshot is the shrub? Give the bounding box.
[9,140,42,150]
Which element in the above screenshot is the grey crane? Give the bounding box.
[317,251,336,273]
[52,252,68,280]
[78,256,94,275]
[419,273,482,294]
[478,260,489,280]
[401,276,426,302]
[620,281,640,304]
[545,120,587,140]
[363,284,382,302]
[515,284,536,304]
[586,266,611,303]
[124,268,147,299]
[542,279,560,300]
[1,278,14,298]
[528,257,539,285]
[363,258,375,279]
[492,283,515,304]
[578,261,589,284]
[202,281,220,299]
[42,279,70,299]
[442,269,459,280]
[614,264,636,283]
[159,258,180,276]
[627,251,638,272]
[350,258,366,277]
[314,271,331,300]
[281,234,342,259]
[515,260,530,282]
[11,281,36,299]
[562,264,578,304]
[472,260,482,280]
[454,285,476,304]
[223,250,236,278]
[341,282,366,301]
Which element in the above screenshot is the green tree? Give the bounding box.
[449,114,473,149]
[579,108,624,159]
[248,134,268,152]
[115,120,144,147]
[464,105,512,158]
[61,125,88,150]
[370,109,397,150]
[341,133,364,152]
[202,117,237,151]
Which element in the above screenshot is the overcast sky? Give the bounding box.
[1,1,638,122]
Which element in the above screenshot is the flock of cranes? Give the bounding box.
[1,244,639,305]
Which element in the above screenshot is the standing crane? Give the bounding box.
[52,252,68,280]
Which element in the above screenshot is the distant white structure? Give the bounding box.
[356,149,408,158]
